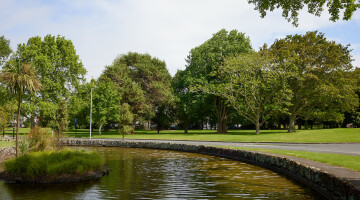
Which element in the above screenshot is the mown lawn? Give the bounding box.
[218,146,360,172]
[64,128,360,143]
[0,141,14,148]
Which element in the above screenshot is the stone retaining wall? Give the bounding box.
[0,147,15,165]
[62,138,360,200]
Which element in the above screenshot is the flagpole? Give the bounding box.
[90,88,93,140]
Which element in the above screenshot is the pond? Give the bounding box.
[0,147,322,199]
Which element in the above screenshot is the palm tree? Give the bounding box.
[0,62,41,157]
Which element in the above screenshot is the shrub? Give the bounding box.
[4,149,104,177]
[27,126,56,152]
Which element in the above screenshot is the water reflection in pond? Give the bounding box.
[0,147,322,199]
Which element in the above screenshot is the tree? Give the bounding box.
[93,79,120,134]
[0,35,12,66]
[248,0,360,26]
[0,62,41,157]
[172,70,214,133]
[15,35,86,126]
[185,29,252,133]
[118,103,134,139]
[201,51,292,134]
[50,99,69,150]
[270,31,359,132]
[101,52,173,129]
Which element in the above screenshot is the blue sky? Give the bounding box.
[1,0,359,80]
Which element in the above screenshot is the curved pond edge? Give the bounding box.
[62,138,360,200]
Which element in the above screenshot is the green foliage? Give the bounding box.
[0,106,9,128]
[4,149,104,177]
[202,50,292,134]
[248,0,360,26]
[18,138,30,156]
[27,126,56,152]
[183,29,253,133]
[270,31,359,132]
[50,99,69,149]
[0,62,41,157]
[101,52,173,125]
[118,103,134,139]
[14,35,86,126]
[0,35,11,66]
[93,79,121,134]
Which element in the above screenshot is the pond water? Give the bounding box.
[0,147,322,199]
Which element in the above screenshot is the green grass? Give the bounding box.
[4,149,104,177]
[64,128,360,143]
[218,146,360,172]
[1,128,51,137]
[0,141,14,148]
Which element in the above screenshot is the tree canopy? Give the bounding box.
[0,35,12,66]
[270,31,359,132]
[202,50,292,134]
[13,35,87,126]
[248,0,360,26]
[184,29,252,133]
[100,52,173,132]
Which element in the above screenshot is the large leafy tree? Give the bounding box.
[14,35,87,126]
[172,70,214,133]
[202,50,292,134]
[248,0,360,26]
[185,29,252,133]
[0,62,41,157]
[270,31,359,132]
[101,52,173,130]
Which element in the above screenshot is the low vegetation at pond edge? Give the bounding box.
[3,149,104,177]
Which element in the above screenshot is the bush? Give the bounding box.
[27,126,56,152]
[4,149,104,177]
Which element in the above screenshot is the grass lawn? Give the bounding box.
[64,128,360,143]
[1,128,51,137]
[218,146,360,172]
[0,141,14,148]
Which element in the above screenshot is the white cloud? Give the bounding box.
[1,0,358,80]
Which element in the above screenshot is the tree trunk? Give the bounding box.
[216,98,227,133]
[255,116,260,135]
[99,121,103,135]
[184,119,189,134]
[16,92,21,157]
[288,114,296,133]
[30,112,35,129]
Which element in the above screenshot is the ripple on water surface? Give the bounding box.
[0,147,322,199]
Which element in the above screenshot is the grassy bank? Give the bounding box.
[219,146,360,172]
[3,149,104,177]
[0,141,14,148]
[64,128,360,143]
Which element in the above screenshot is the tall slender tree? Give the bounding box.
[0,62,41,157]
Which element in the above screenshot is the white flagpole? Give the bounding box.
[90,88,93,140]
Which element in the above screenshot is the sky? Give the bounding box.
[1,0,360,80]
